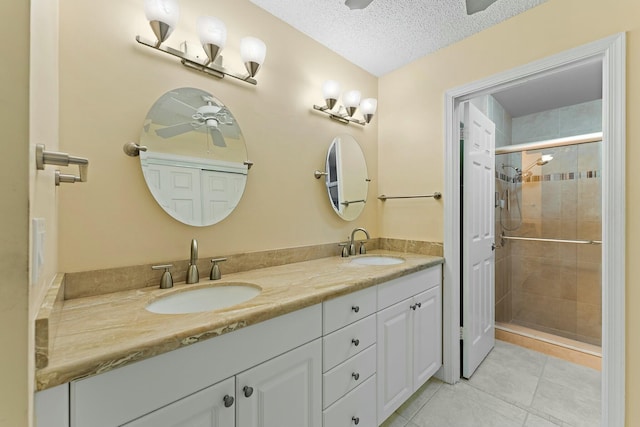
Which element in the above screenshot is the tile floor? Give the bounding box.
[380,340,601,427]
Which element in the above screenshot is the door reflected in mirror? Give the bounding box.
[323,135,369,221]
[138,87,249,226]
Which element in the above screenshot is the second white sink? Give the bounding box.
[350,256,405,266]
[146,283,261,314]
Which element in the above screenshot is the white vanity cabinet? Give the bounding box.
[68,304,322,427]
[321,286,378,427]
[236,339,322,427]
[123,377,236,427]
[376,267,442,424]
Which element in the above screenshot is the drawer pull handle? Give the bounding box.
[352,416,360,425]
[243,386,254,398]
[351,338,360,347]
[352,372,360,380]
[352,305,360,313]
[223,394,234,407]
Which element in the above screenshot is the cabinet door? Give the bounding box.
[377,299,412,423]
[412,286,442,391]
[123,377,235,427]
[236,339,322,427]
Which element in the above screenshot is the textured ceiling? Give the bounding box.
[250,0,548,76]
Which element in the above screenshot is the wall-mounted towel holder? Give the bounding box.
[378,192,442,201]
[36,144,89,186]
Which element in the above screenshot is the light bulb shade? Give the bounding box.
[240,37,267,77]
[343,90,361,117]
[197,16,227,46]
[197,16,227,63]
[541,154,553,163]
[322,80,340,109]
[360,98,377,115]
[144,0,179,43]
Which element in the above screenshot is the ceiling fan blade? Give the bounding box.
[465,0,499,15]
[209,127,227,148]
[344,0,374,10]
[166,97,198,118]
[155,122,197,139]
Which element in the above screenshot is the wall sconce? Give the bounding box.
[312,80,377,126]
[136,0,267,86]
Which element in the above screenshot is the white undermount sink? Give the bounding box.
[350,256,405,266]
[146,283,261,314]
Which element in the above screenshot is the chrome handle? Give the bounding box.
[243,386,253,398]
[410,302,422,310]
[351,338,360,347]
[352,416,360,425]
[223,394,234,408]
[122,142,148,157]
[417,302,422,308]
[352,372,360,381]
[351,305,360,313]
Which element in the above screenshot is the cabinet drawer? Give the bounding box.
[323,286,377,334]
[323,315,376,371]
[323,375,376,427]
[323,344,376,409]
[378,266,441,310]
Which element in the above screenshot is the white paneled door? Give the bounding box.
[462,101,496,379]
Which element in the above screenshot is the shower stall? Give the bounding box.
[494,133,602,351]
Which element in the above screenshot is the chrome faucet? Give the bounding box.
[349,227,370,256]
[186,239,199,284]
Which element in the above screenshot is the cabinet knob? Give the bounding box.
[417,302,422,308]
[351,338,360,347]
[243,386,254,398]
[410,303,417,310]
[223,394,234,407]
[352,416,360,425]
[352,372,360,381]
[411,302,422,310]
[351,305,360,313]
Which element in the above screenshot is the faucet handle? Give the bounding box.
[338,243,350,258]
[152,264,173,289]
[210,258,227,280]
[359,242,367,255]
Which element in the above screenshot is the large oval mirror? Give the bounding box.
[139,87,249,226]
[322,135,369,221]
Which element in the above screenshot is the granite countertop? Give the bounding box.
[36,250,443,391]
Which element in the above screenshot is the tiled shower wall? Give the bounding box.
[495,99,602,346]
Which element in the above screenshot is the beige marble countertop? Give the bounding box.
[36,250,443,391]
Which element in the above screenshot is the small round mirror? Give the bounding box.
[323,135,369,221]
[139,87,249,226]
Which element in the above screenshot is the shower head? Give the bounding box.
[522,154,554,176]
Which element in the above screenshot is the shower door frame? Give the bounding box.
[442,33,626,427]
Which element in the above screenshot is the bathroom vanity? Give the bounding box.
[35,252,442,427]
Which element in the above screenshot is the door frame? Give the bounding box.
[442,33,625,427]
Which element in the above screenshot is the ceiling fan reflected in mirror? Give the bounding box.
[155,95,232,148]
[465,0,499,14]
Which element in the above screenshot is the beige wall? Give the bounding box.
[378,0,639,424]
[57,0,378,273]
[0,1,30,426]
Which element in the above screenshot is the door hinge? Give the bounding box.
[460,327,464,340]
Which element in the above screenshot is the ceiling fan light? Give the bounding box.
[197,16,227,63]
[144,0,180,43]
[240,37,267,77]
[322,80,341,110]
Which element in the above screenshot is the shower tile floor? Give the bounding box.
[381,340,601,427]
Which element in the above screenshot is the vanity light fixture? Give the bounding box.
[136,0,267,85]
[312,80,377,126]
